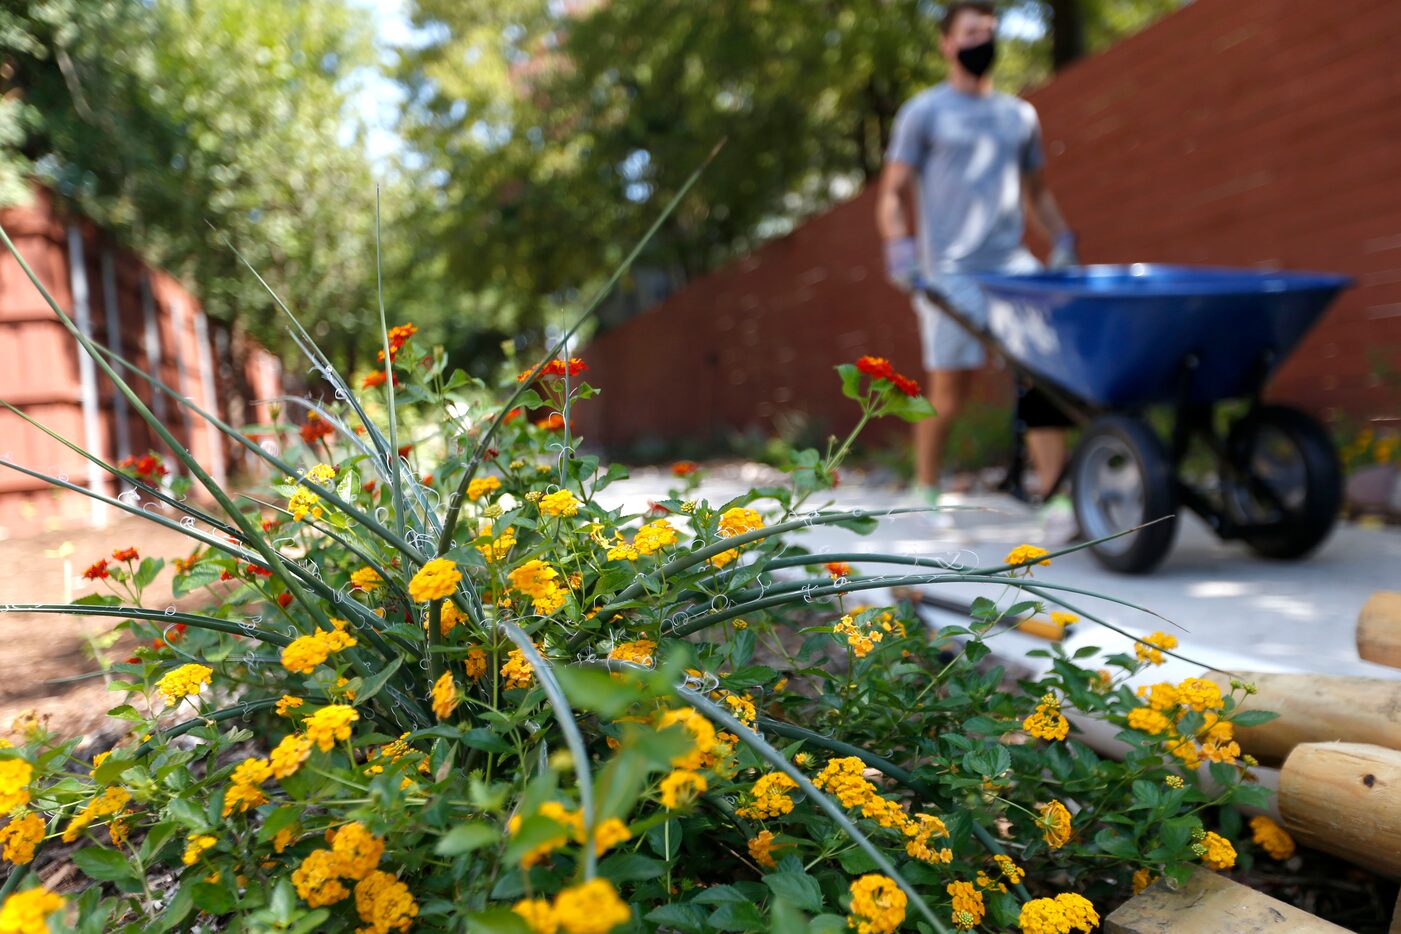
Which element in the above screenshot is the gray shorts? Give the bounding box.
[913,251,1042,371]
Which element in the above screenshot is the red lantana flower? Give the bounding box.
[362,370,400,389]
[540,413,570,431]
[890,373,922,397]
[119,453,168,485]
[824,561,853,578]
[82,559,111,581]
[276,592,294,609]
[300,414,334,445]
[112,547,139,562]
[854,356,921,397]
[376,323,418,362]
[671,461,698,477]
[517,356,588,382]
[856,356,895,380]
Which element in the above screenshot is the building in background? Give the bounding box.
[0,185,284,533]
[577,0,1401,453]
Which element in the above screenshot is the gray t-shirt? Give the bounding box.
[885,83,1045,274]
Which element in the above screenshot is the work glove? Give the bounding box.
[882,236,919,292]
[1048,231,1079,270]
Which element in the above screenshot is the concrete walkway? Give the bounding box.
[597,466,1401,681]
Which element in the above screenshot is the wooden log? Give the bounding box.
[1278,742,1401,879]
[1104,864,1349,933]
[1358,591,1401,670]
[1203,671,1401,765]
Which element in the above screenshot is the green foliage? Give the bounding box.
[0,0,390,364]
[0,221,1282,930]
[397,0,1180,337]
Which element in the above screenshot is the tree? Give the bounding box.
[1,0,390,366]
[397,0,1178,342]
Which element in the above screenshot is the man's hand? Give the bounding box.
[1048,231,1079,270]
[883,236,919,291]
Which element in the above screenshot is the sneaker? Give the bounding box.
[1038,493,1080,545]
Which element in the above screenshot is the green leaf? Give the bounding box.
[770,897,810,934]
[1230,783,1272,809]
[461,908,531,934]
[139,821,179,863]
[1093,828,1139,859]
[134,557,166,590]
[354,656,404,705]
[192,882,235,914]
[836,363,863,401]
[73,593,122,607]
[645,819,682,860]
[154,881,195,932]
[731,627,756,666]
[1154,817,1199,856]
[693,885,750,905]
[173,562,223,596]
[503,814,569,865]
[285,911,332,934]
[73,847,137,883]
[961,716,1002,736]
[708,902,766,932]
[554,665,641,719]
[258,806,303,843]
[93,752,139,784]
[763,871,823,912]
[837,847,878,874]
[1230,709,1280,727]
[459,728,513,754]
[598,852,666,882]
[644,904,709,933]
[435,822,500,856]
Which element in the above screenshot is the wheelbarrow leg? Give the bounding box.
[999,380,1031,503]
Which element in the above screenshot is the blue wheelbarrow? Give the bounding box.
[919,264,1352,573]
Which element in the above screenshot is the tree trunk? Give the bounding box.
[1049,0,1087,70]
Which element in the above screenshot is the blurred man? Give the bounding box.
[876,0,1077,529]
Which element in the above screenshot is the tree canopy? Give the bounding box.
[3,0,1180,365]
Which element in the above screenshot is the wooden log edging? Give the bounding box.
[1104,864,1350,933]
[1358,591,1401,670]
[1202,670,1401,766]
[1278,742,1401,880]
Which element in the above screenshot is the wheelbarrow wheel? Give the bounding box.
[1225,404,1341,559]
[1070,415,1178,574]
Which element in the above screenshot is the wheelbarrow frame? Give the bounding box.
[914,280,1334,551]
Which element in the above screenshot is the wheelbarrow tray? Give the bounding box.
[970,264,1351,409]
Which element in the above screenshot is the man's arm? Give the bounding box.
[1022,168,1070,242]
[1023,167,1077,269]
[876,160,920,290]
[876,160,917,241]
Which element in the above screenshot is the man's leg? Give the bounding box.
[915,367,976,491]
[1025,428,1068,499]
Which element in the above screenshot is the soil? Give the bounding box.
[0,512,201,752]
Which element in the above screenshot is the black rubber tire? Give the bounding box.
[1225,405,1341,560]
[1070,415,1179,574]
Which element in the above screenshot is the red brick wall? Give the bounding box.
[0,186,283,531]
[576,0,1401,449]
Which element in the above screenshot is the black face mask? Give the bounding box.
[957,37,997,77]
